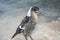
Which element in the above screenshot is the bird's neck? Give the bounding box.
[27,12,31,17]
[27,7,32,17]
[31,11,38,24]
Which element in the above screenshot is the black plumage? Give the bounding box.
[11,16,30,39]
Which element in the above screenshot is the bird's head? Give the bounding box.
[27,6,39,24]
[31,6,39,13]
[27,6,39,17]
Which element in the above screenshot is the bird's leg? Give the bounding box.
[29,35,33,40]
[24,35,28,40]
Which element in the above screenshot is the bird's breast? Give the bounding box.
[31,12,38,24]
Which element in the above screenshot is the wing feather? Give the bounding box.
[18,16,30,28]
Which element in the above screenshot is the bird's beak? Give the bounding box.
[35,10,40,15]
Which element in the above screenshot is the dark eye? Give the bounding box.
[34,9,36,11]
[32,6,39,11]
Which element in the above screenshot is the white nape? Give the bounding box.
[27,7,32,17]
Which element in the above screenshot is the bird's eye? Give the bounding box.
[34,9,36,11]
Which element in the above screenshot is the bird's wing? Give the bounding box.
[18,16,30,28]
[11,16,30,39]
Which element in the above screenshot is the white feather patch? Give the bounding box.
[27,7,32,17]
[19,26,25,29]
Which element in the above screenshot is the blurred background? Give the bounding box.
[0,0,60,40]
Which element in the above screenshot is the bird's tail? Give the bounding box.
[11,32,18,39]
[11,27,23,39]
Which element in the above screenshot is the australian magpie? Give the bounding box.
[11,6,39,40]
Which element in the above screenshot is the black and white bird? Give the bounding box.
[11,6,39,40]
